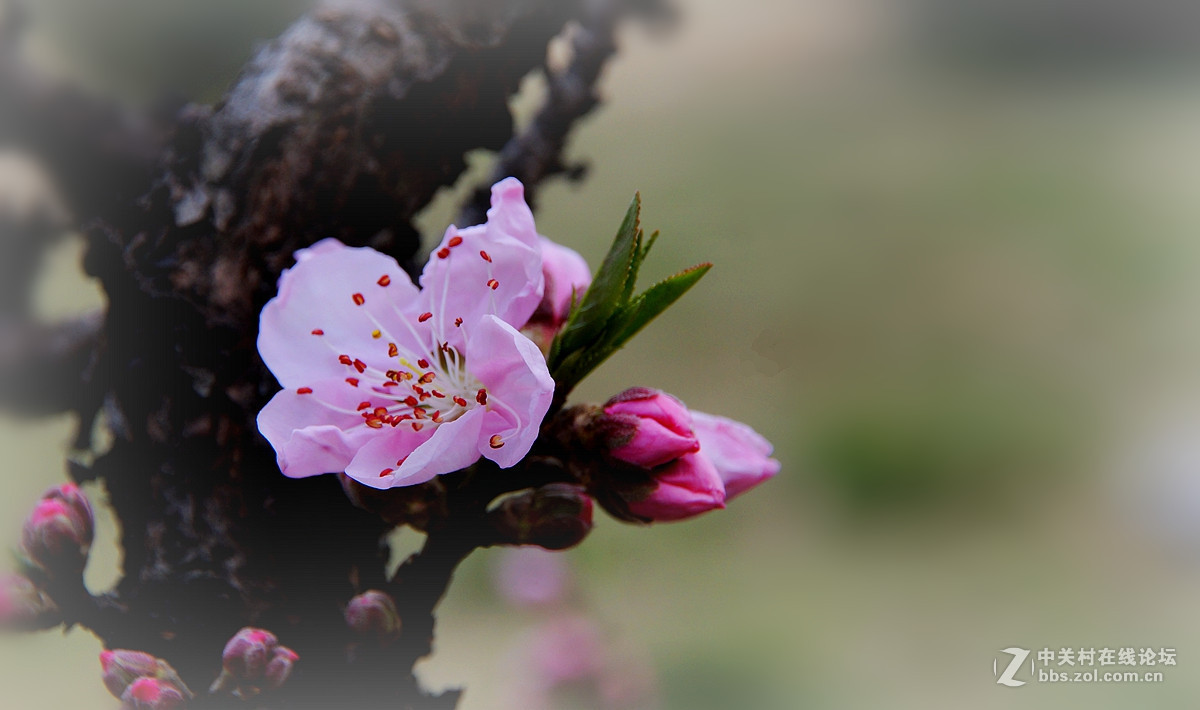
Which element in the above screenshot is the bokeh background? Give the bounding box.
[4,0,1200,707]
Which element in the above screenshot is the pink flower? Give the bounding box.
[121,677,185,710]
[257,178,555,489]
[625,452,726,521]
[691,411,780,499]
[601,388,700,468]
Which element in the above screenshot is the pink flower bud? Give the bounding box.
[221,627,278,680]
[601,388,699,468]
[21,497,91,567]
[345,590,402,638]
[533,237,592,327]
[120,676,186,710]
[691,411,780,499]
[626,453,726,522]
[491,483,594,550]
[263,646,299,689]
[42,483,95,546]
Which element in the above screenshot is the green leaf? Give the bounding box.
[553,263,712,388]
[550,193,642,370]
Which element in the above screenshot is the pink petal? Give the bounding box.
[256,378,378,478]
[418,180,544,341]
[346,407,486,489]
[465,315,554,468]
[536,236,592,324]
[691,411,780,499]
[627,453,726,522]
[258,239,421,388]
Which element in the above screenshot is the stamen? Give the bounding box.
[476,389,488,405]
[418,358,430,368]
[383,381,399,388]
[431,411,442,422]
[418,312,433,323]
[388,343,399,357]
[411,422,424,431]
[448,236,463,247]
[345,377,359,387]
[357,401,371,411]
[479,250,492,262]
[366,419,383,429]
[297,387,313,395]
[377,274,391,287]
[489,435,504,449]
[404,396,419,407]
[454,317,463,327]
[371,329,381,339]
[437,247,451,259]
[379,468,393,477]
[418,372,435,384]
[487,278,499,290]
[311,329,324,336]
[430,390,445,398]
[353,293,365,306]
[353,359,367,374]
[339,355,353,366]
[453,396,468,407]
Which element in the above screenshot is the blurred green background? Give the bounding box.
[5,0,1200,707]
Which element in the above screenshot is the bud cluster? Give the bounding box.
[211,627,298,697]
[100,650,191,710]
[20,483,94,573]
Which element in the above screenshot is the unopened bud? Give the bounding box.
[263,646,299,689]
[120,676,186,710]
[491,483,594,550]
[345,590,401,639]
[597,388,699,468]
[221,627,278,680]
[21,497,92,569]
[42,483,95,546]
[101,650,161,698]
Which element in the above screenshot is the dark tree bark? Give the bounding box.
[0,0,667,707]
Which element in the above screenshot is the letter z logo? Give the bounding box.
[994,647,1031,687]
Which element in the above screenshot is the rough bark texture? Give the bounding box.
[0,0,666,707]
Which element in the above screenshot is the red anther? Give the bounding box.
[353,359,367,373]
[377,274,391,287]
[419,392,430,401]
[371,329,381,339]
[411,422,424,431]
[311,329,324,336]
[430,390,445,398]
[476,389,488,405]
[419,372,435,384]
[487,279,499,290]
[339,355,353,366]
[379,468,393,477]
[480,250,492,262]
[366,419,383,429]
[386,369,400,381]
[453,396,468,407]
[357,401,371,411]
[396,458,407,466]
[448,236,463,247]
[413,386,426,396]
[489,435,504,449]
[417,358,429,368]
[297,387,313,395]
[345,377,359,387]
[398,414,412,421]
[413,408,426,420]
[437,247,451,259]
[431,411,442,423]
[388,343,399,357]
[454,317,463,327]
[404,396,419,407]
[418,312,433,323]
[400,371,413,380]
[374,407,388,417]
[353,293,365,306]
[383,381,399,388]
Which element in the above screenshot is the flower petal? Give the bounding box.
[466,314,554,468]
[258,239,421,388]
[626,453,726,522]
[419,179,544,341]
[346,406,487,489]
[257,379,377,478]
[691,411,780,499]
[536,236,592,324]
